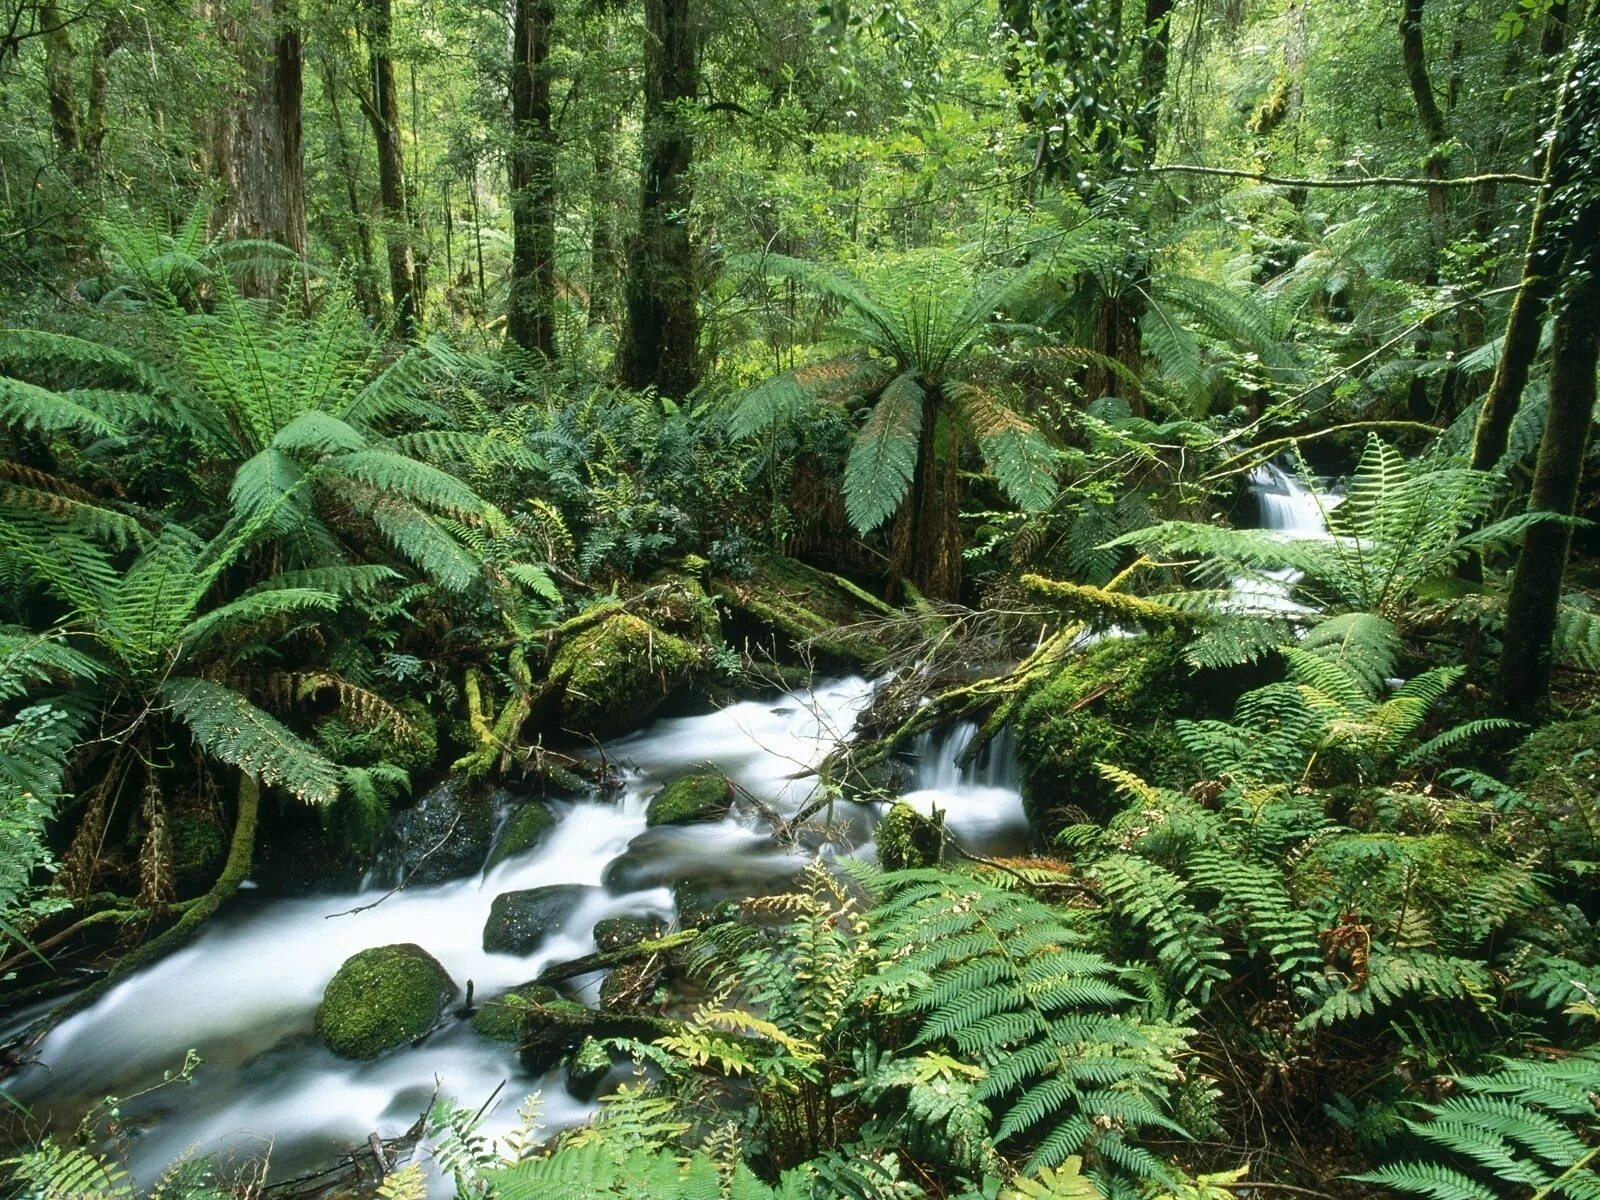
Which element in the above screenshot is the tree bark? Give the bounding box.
[1399,0,1449,222]
[321,53,383,323]
[361,0,421,338]
[1471,21,1594,470]
[890,390,963,601]
[39,0,81,175]
[1495,34,1600,716]
[507,0,558,358]
[589,108,620,325]
[226,0,308,302]
[621,0,699,397]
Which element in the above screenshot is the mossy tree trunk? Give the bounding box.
[890,385,963,601]
[507,0,557,358]
[360,0,421,338]
[621,0,699,398]
[1496,86,1600,717]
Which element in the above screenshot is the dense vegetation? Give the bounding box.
[1,0,1598,1191]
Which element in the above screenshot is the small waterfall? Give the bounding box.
[1235,461,1337,613]
[912,721,1020,793]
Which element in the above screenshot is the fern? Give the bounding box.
[859,868,1188,1185]
[162,677,341,804]
[1354,1051,1600,1199]
[1091,855,1231,1002]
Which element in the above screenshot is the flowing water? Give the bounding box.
[1233,461,1336,611]
[5,676,1029,1184]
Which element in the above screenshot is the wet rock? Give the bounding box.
[593,913,669,951]
[483,884,600,956]
[671,877,748,927]
[599,956,664,1009]
[377,776,496,887]
[484,801,559,871]
[471,983,562,1043]
[638,559,723,644]
[315,944,456,1060]
[644,773,732,827]
[565,1037,616,1100]
[520,999,601,1075]
[551,612,699,738]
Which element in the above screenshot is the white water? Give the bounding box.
[1233,461,1336,611]
[7,674,1031,1183]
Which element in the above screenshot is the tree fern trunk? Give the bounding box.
[896,391,963,601]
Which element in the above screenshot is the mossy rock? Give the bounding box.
[521,999,601,1075]
[551,612,698,738]
[483,884,600,956]
[672,877,744,927]
[639,562,723,644]
[485,802,559,871]
[566,1037,615,1100]
[1013,632,1201,834]
[1510,716,1600,812]
[876,802,945,870]
[315,944,456,1060]
[169,810,226,897]
[593,913,669,951]
[645,773,732,827]
[1292,832,1503,930]
[711,554,892,669]
[471,983,562,1043]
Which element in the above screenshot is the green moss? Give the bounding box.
[169,811,226,897]
[551,613,698,738]
[1511,716,1600,804]
[711,555,890,668]
[641,563,723,644]
[314,944,456,1060]
[645,773,731,826]
[485,802,559,870]
[875,802,944,870]
[471,983,561,1043]
[1013,632,1199,833]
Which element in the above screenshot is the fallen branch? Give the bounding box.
[1138,163,1541,189]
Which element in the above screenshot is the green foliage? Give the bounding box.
[1355,1051,1600,1198]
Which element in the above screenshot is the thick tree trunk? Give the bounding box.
[589,109,620,325]
[507,0,558,358]
[362,0,420,338]
[1399,0,1449,223]
[890,391,963,601]
[227,0,308,302]
[621,0,699,397]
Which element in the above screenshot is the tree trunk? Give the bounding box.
[1495,40,1600,716]
[227,0,308,302]
[890,390,963,601]
[1470,21,1593,470]
[321,53,383,324]
[1495,246,1599,717]
[589,109,620,325]
[362,0,420,338]
[40,0,81,176]
[621,0,699,398]
[1399,0,1449,224]
[507,0,558,358]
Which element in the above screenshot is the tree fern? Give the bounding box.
[161,677,341,804]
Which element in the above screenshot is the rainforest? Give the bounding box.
[0,0,1598,1194]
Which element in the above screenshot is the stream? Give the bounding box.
[3,465,1327,1186]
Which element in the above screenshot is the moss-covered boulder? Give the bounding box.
[645,773,732,827]
[639,559,723,644]
[566,1037,615,1099]
[485,802,559,871]
[711,554,892,669]
[1013,632,1201,834]
[483,884,600,955]
[521,999,603,1075]
[170,809,227,897]
[471,983,563,1042]
[315,944,456,1060]
[593,913,669,951]
[672,877,745,927]
[1510,716,1600,812]
[551,612,698,738]
[876,802,945,870]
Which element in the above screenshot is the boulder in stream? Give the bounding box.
[483,883,599,955]
[377,775,496,886]
[315,944,456,1060]
[644,773,732,827]
[484,801,559,871]
[593,912,668,950]
[551,612,699,738]
[471,983,568,1043]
